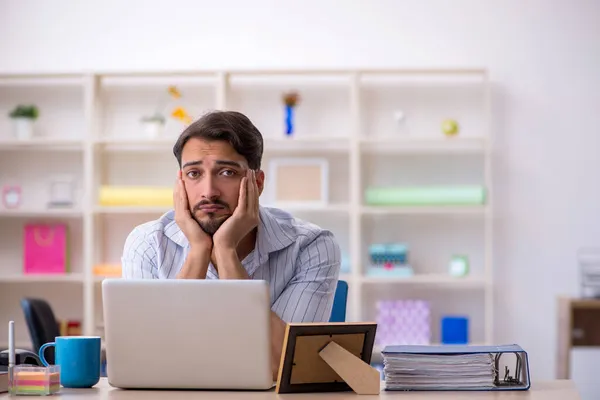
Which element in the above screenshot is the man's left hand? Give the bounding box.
[213,169,259,250]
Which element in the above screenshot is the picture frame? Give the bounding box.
[267,157,329,207]
[275,322,379,394]
[47,175,75,208]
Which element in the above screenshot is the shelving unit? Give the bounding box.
[0,68,492,351]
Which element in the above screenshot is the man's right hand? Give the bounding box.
[174,170,213,252]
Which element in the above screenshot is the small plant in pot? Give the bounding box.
[140,112,166,138]
[9,104,39,140]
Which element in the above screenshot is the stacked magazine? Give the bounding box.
[382,346,496,391]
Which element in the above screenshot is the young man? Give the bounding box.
[121,110,341,379]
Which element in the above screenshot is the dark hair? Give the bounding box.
[173,110,264,170]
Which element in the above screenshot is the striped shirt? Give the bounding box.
[121,205,341,323]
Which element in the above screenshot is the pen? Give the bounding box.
[8,320,14,369]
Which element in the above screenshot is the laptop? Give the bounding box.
[102,279,273,390]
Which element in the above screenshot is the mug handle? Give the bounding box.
[38,342,55,367]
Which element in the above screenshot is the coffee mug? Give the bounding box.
[39,336,101,388]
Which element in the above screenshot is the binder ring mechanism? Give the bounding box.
[494,352,525,387]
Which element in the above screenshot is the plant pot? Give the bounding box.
[12,117,34,140]
[141,120,164,139]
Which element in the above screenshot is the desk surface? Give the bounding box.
[1,379,580,399]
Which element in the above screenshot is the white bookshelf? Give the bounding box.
[0,69,493,351]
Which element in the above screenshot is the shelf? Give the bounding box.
[361,274,487,287]
[264,137,349,153]
[93,137,177,152]
[0,208,83,218]
[94,206,172,214]
[0,75,84,87]
[264,203,350,213]
[0,138,83,151]
[100,74,216,87]
[361,205,487,215]
[0,273,85,283]
[359,136,487,154]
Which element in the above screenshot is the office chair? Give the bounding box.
[20,298,60,364]
[329,280,348,322]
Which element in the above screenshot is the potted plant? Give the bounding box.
[140,112,166,138]
[9,104,39,140]
[139,86,192,139]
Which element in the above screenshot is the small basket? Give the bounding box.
[9,365,60,396]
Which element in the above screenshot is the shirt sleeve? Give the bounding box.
[272,230,341,323]
[121,227,159,279]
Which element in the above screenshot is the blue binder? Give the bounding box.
[381,344,531,391]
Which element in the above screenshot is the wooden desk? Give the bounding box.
[557,297,600,378]
[1,379,580,399]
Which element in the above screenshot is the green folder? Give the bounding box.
[365,186,486,206]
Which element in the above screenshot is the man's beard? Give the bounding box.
[194,214,228,236]
[191,199,230,236]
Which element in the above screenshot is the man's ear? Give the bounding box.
[256,169,265,196]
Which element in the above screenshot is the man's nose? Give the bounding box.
[201,175,220,200]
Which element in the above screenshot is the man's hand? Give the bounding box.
[212,169,259,251]
[174,170,213,251]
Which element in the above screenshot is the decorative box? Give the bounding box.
[375,299,431,347]
[23,223,69,274]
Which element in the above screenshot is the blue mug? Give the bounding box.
[39,336,101,388]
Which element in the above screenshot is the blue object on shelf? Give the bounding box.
[441,316,469,344]
[368,243,408,264]
[329,280,348,323]
[366,266,414,278]
[285,105,294,135]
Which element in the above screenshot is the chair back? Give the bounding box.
[20,298,60,364]
[329,280,348,322]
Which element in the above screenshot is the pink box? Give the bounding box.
[23,224,69,274]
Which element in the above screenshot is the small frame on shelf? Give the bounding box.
[268,157,329,207]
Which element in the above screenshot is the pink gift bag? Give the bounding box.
[23,224,69,274]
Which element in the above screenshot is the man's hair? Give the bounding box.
[173,110,264,170]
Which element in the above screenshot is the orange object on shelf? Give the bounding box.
[93,264,122,277]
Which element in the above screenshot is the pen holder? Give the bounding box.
[9,365,61,396]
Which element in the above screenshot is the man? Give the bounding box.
[121,110,341,379]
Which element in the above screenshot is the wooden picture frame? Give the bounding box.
[268,158,328,207]
[275,322,379,395]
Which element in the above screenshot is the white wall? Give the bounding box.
[2,0,600,387]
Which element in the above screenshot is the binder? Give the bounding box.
[381,344,531,391]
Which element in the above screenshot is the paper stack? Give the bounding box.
[382,345,496,391]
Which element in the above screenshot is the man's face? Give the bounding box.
[180,138,264,235]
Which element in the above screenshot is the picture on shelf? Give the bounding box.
[47,175,76,209]
[268,157,328,207]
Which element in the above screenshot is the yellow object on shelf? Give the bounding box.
[93,264,122,277]
[99,186,173,206]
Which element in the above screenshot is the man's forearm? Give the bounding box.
[212,245,249,279]
[176,247,211,279]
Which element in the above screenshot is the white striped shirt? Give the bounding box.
[121,206,341,323]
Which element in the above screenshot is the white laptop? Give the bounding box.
[101,279,274,390]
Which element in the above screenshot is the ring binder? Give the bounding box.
[381,344,531,391]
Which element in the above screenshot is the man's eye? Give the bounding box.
[221,169,236,177]
[186,170,200,179]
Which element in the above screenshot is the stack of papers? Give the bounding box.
[383,351,496,391]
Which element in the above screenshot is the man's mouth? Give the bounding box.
[198,205,225,213]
